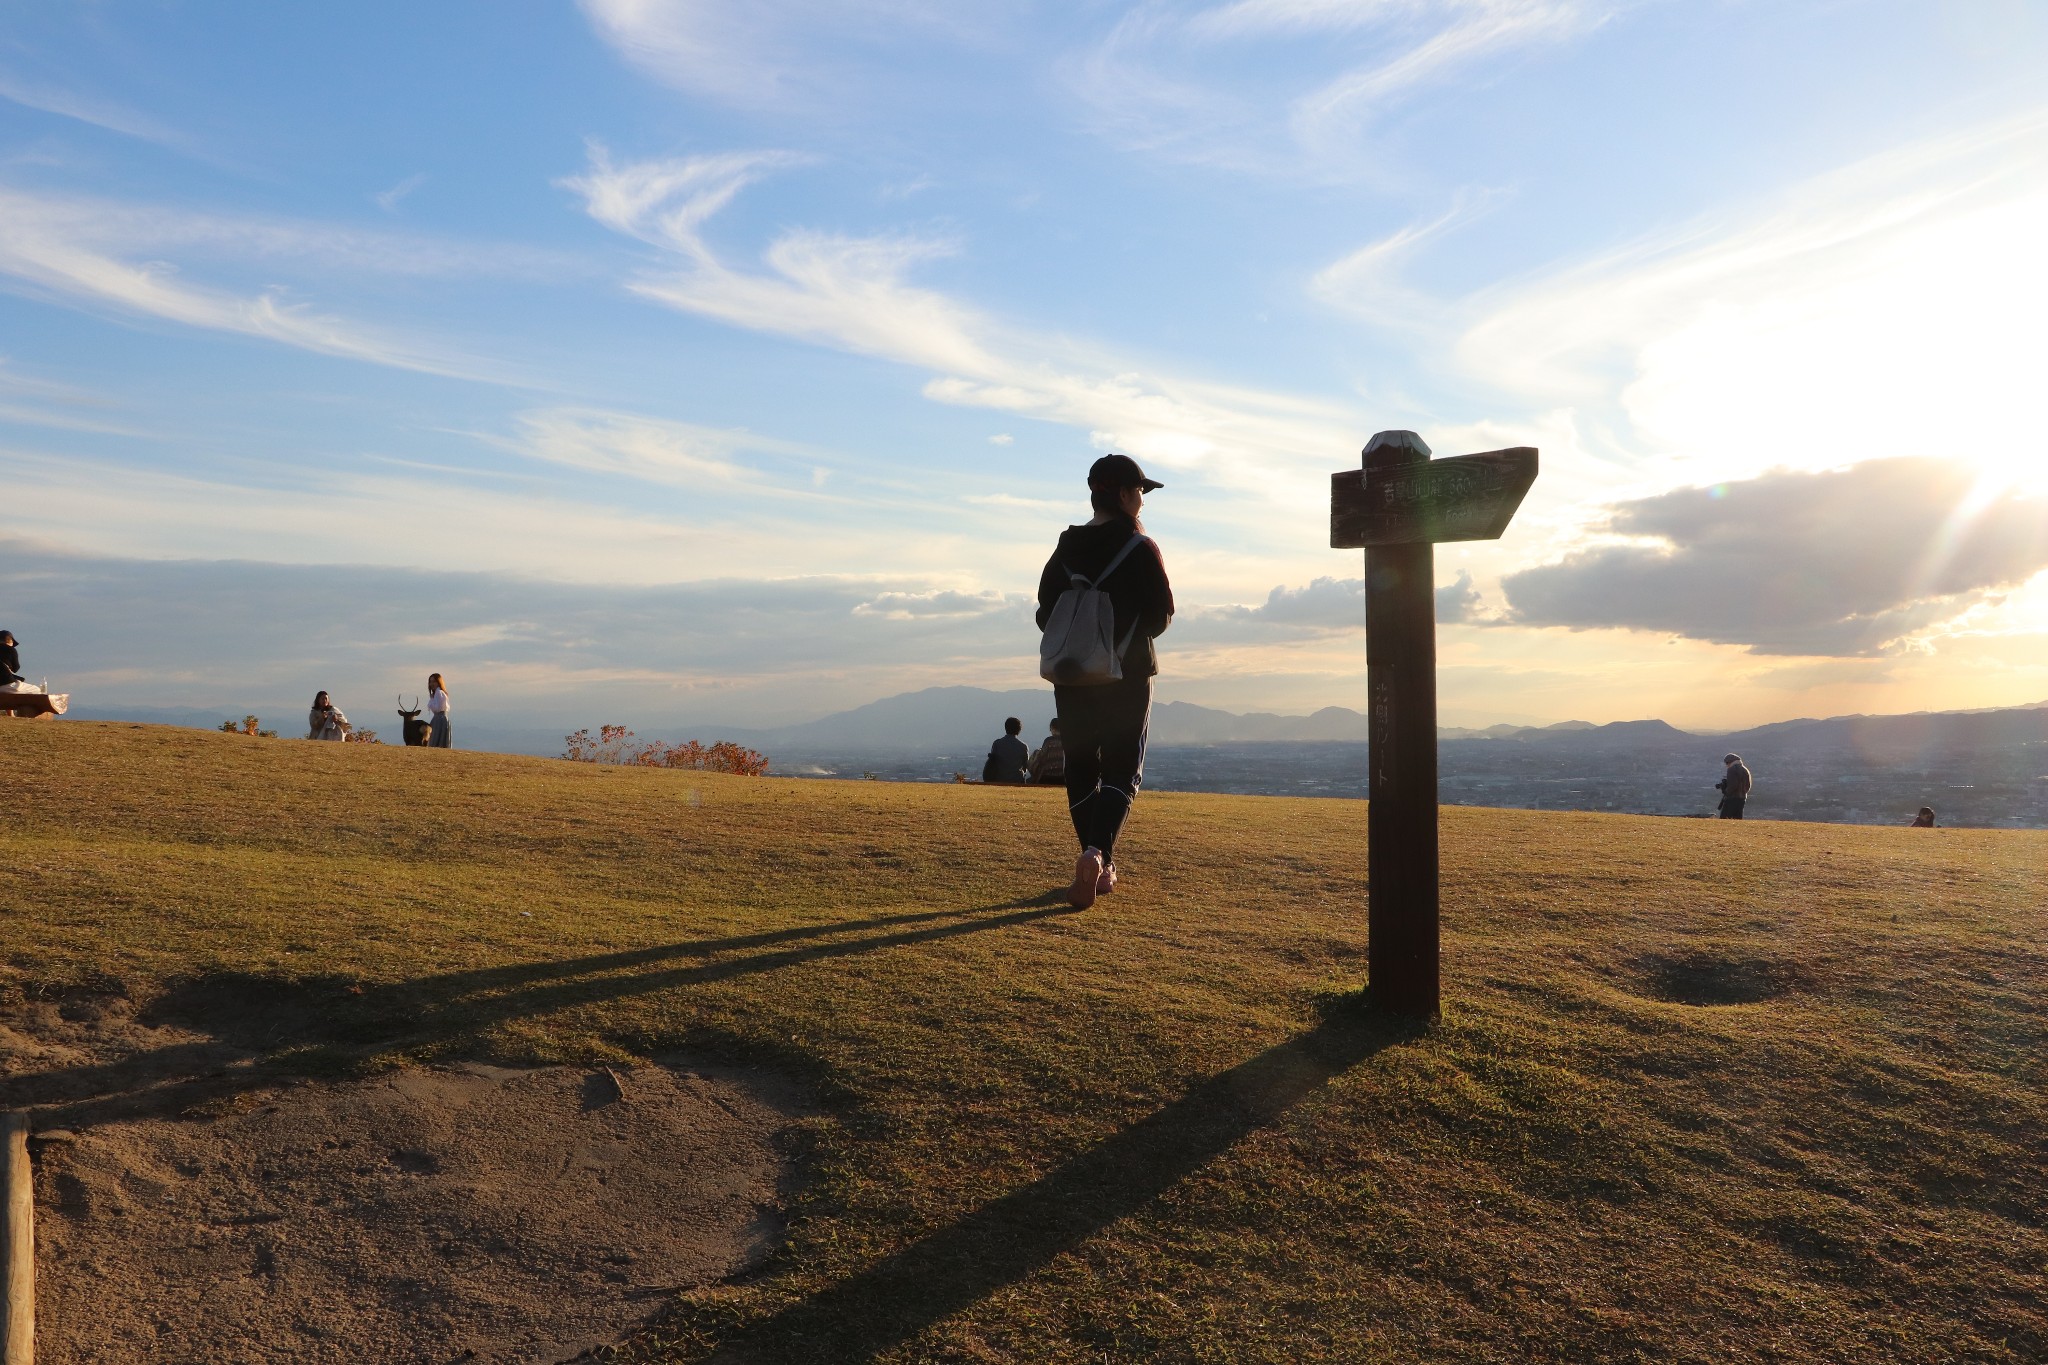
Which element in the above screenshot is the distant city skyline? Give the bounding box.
[5,2,2047,733]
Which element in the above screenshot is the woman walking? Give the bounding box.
[1036,454,1174,908]
[427,672,452,749]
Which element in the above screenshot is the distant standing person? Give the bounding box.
[1036,454,1174,908]
[0,630,22,687]
[307,690,351,741]
[427,672,452,749]
[1716,753,1752,819]
[1910,807,1936,828]
[1029,718,1065,785]
[982,717,1030,784]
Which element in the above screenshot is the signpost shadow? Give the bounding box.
[699,1002,1420,1362]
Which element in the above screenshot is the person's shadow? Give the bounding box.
[1,893,1073,1125]
[5,898,1415,1364]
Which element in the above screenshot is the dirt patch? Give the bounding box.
[0,981,805,1364]
[27,1061,799,1364]
[1630,951,1814,1007]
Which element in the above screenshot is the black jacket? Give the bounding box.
[1035,520,1174,678]
[984,733,1030,783]
[0,643,20,685]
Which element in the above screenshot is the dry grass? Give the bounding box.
[3,719,2045,1363]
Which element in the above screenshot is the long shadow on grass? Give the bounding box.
[696,1001,1419,1364]
[5,894,1072,1126]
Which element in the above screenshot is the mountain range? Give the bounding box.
[712,686,2048,762]
[63,690,2048,767]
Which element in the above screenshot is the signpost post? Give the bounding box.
[1331,431,1538,1018]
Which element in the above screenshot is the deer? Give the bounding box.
[397,696,432,747]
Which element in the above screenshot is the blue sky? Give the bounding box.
[5,1,2048,737]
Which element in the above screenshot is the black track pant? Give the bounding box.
[1055,673,1152,864]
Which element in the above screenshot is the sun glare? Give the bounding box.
[1619,184,2048,494]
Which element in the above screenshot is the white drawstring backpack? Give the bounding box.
[1039,534,1148,686]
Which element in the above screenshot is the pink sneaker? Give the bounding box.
[1096,862,1118,895]
[1067,848,1104,909]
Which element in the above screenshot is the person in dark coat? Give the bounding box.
[983,717,1030,784]
[1910,807,1936,828]
[1716,753,1753,819]
[1035,454,1174,908]
[0,631,22,687]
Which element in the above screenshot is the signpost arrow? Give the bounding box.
[1331,431,1538,1018]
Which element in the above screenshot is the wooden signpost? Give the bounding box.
[1,1111,29,1365]
[1331,431,1538,1018]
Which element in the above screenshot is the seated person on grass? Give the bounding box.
[1029,718,1065,785]
[308,690,352,742]
[0,630,25,689]
[982,717,1030,784]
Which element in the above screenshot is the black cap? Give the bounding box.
[1087,453,1163,492]
[1724,753,1741,764]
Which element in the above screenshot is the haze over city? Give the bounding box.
[5,2,2047,736]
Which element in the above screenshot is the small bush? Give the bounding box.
[220,716,275,738]
[562,725,768,776]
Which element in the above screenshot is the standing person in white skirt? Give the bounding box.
[1035,454,1175,909]
[427,672,452,749]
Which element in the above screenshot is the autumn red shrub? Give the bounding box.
[561,726,768,776]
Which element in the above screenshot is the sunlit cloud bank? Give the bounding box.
[1503,459,2048,655]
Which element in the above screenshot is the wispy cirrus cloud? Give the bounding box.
[0,70,190,150]
[0,360,150,436]
[0,185,577,382]
[1066,0,1623,175]
[372,172,428,213]
[562,145,1359,494]
[577,0,1008,112]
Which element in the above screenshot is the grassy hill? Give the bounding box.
[3,720,2045,1363]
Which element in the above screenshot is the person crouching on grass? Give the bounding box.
[307,690,351,741]
[1036,454,1174,909]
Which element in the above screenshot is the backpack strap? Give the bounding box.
[1086,534,1148,590]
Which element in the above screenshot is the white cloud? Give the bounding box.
[373,173,428,213]
[1287,2,1611,156]
[0,184,582,382]
[852,589,1023,620]
[987,433,1013,446]
[1310,186,1505,330]
[577,0,1003,111]
[563,146,1362,496]
[0,360,148,437]
[1065,0,1621,175]
[0,70,188,149]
